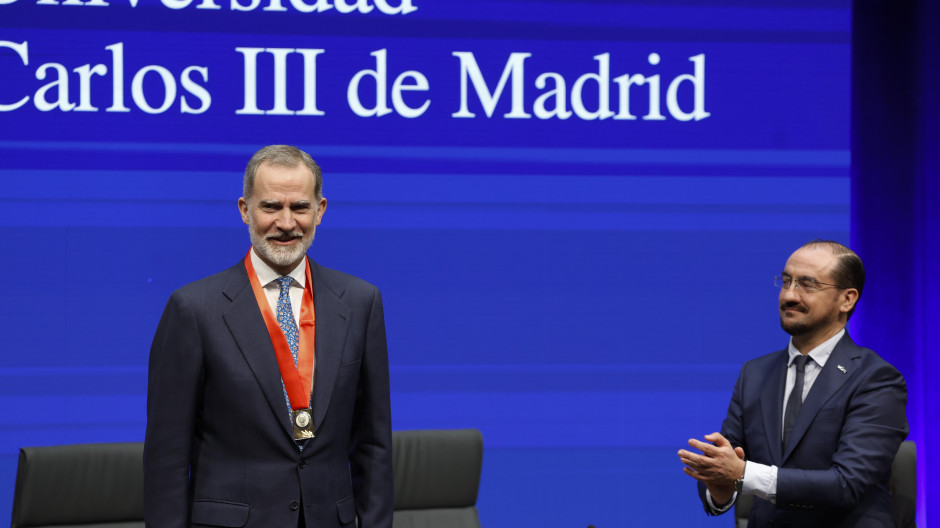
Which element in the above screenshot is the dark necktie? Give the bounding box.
[782,355,810,449]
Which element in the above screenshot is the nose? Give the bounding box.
[780,282,800,302]
[274,208,296,231]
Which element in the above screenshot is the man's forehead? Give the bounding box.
[252,162,317,196]
[784,247,837,277]
[255,160,315,181]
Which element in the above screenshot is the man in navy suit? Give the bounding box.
[144,145,393,528]
[679,240,908,527]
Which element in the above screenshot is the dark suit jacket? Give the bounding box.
[144,257,393,528]
[699,333,908,527]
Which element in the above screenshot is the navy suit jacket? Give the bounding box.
[144,257,393,528]
[700,333,908,527]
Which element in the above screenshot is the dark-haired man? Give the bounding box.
[679,240,908,527]
[144,145,393,528]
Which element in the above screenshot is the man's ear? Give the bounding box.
[840,288,859,315]
[238,197,250,225]
[315,197,327,226]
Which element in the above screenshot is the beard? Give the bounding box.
[248,225,314,270]
[779,301,813,336]
[780,316,812,336]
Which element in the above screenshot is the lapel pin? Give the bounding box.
[837,365,847,373]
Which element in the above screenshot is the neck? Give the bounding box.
[792,324,845,354]
[252,248,304,277]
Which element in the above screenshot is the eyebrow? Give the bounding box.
[258,199,312,207]
[780,272,820,282]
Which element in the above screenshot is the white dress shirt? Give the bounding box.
[250,248,306,326]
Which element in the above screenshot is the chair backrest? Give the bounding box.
[733,441,917,528]
[11,442,145,528]
[733,489,752,528]
[11,430,484,528]
[392,428,484,528]
[891,441,917,528]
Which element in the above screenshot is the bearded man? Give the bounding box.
[678,240,908,527]
[144,145,393,528]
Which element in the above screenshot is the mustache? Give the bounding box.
[780,300,807,313]
[265,231,303,241]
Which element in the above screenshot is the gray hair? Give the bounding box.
[243,145,322,200]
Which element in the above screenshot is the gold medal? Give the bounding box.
[292,408,314,440]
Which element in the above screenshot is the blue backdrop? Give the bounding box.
[0,1,887,526]
[851,0,938,524]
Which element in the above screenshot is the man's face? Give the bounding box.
[778,246,854,339]
[238,161,327,274]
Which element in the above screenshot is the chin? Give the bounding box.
[780,319,810,337]
[264,244,306,267]
[249,227,313,269]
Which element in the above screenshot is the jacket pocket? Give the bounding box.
[191,499,250,527]
[336,496,356,525]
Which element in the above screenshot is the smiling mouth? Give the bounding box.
[267,233,302,244]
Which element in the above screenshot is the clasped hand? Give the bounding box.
[678,432,746,504]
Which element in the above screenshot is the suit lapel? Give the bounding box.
[309,260,352,436]
[760,349,788,463]
[221,263,295,442]
[782,334,859,461]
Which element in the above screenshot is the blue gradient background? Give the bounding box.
[0,1,901,526]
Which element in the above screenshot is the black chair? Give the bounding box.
[10,429,484,528]
[392,428,484,528]
[734,440,917,528]
[891,441,917,528]
[10,441,144,528]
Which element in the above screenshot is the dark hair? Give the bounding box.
[243,145,322,200]
[801,239,865,318]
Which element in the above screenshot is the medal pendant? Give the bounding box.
[292,408,315,440]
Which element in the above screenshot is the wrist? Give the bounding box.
[733,460,747,493]
[708,482,736,507]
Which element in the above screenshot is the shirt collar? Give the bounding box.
[249,248,307,289]
[787,328,844,368]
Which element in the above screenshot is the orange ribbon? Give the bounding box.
[244,250,316,409]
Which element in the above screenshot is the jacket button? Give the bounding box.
[290,500,299,511]
[299,460,306,469]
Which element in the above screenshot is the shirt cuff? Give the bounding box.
[705,489,737,513]
[742,460,778,504]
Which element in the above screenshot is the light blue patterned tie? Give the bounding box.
[275,276,299,366]
[275,276,303,446]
